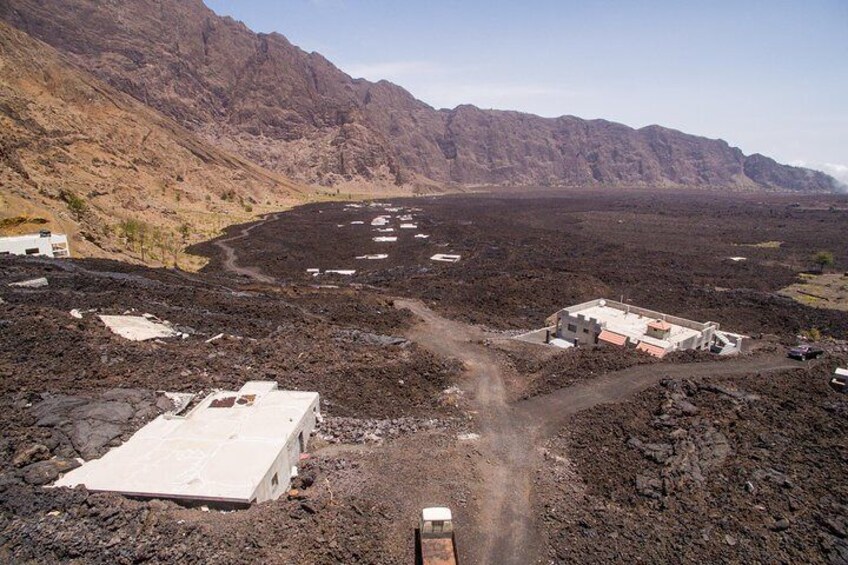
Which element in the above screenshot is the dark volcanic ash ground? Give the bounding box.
[2,190,847,563]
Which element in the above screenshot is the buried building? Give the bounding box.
[55,382,320,506]
[554,298,745,358]
[0,231,71,258]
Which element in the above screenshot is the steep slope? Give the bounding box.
[0,0,839,192]
[0,20,303,262]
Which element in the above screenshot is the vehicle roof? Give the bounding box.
[422,507,453,522]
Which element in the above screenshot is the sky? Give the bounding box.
[205,0,848,184]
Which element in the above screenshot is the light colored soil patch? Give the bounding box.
[779,273,848,312]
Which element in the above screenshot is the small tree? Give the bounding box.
[179,223,191,244]
[812,251,834,274]
[61,190,87,218]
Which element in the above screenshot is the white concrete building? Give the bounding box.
[55,382,321,506]
[554,298,740,357]
[0,231,71,258]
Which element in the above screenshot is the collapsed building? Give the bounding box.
[0,231,71,258]
[55,382,320,506]
[553,298,745,357]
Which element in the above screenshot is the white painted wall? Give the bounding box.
[0,233,70,258]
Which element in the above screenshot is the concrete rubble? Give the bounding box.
[8,277,49,288]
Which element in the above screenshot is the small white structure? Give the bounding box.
[55,382,321,506]
[0,231,70,258]
[400,224,418,229]
[99,315,180,341]
[415,234,430,239]
[373,236,398,243]
[356,254,388,260]
[8,277,49,288]
[371,216,391,227]
[431,254,461,263]
[325,269,356,276]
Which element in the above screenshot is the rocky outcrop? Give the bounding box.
[0,0,839,192]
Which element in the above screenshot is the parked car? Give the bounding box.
[787,344,824,361]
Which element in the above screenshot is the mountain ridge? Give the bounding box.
[0,0,839,193]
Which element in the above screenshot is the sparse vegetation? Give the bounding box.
[802,327,822,341]
[812,250,834,273]
[61,190,87,217]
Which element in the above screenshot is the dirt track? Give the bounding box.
[212,211,284,284]
[392,298,809,564]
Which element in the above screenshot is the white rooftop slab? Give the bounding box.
[569,303,700,348]
[400,224,418,229]
[356,254,388,260]
[836,368,848,378]
[99,315,179,341]
[431,254,461,263]
[55,382,320,505]
[325,269,356,276]
[8,277,49,288]
[373,236,398,242]
[415,234,430,239]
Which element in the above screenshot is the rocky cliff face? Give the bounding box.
[0,0,839,192]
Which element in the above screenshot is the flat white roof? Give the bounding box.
[55,383,319,503]
[422,507,452,522]
[99,315,179,341]
[569,304,701,348]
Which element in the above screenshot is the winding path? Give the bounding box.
[212,212,283,283]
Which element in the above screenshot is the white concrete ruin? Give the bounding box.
[356,254,389,260]
[8,277,49,288]
[0,232,71,258]
[430,254,461,263]
[373,236,398,243]
[371,216,391,227]
[55,382,321,506]
[99,315,180,341]
[415,234,430,239]
[399,224,418,229]
[325,270,356,276]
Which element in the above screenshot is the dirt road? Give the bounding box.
[518,353,804,435]
[395,298,542,565]
[212,212,283,283]
[396,299,808,565]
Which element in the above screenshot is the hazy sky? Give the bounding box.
[204,0,848,183]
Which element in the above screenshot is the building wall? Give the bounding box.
[0,233,70,258]
[252,395,321,503]
[556,311,602,346]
